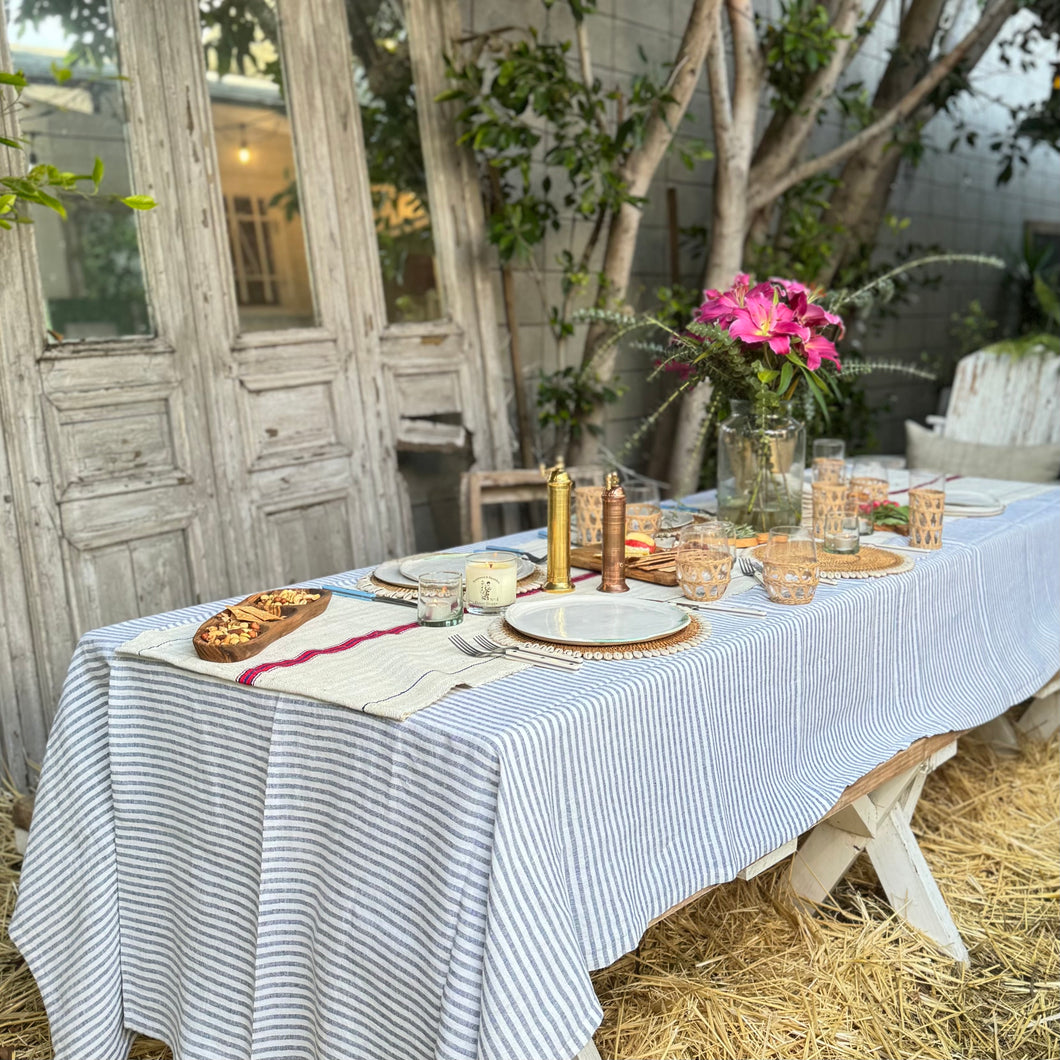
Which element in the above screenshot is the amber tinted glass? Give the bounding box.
[200,0,316,332]
[5,0,151,339]
[345,0,442,323]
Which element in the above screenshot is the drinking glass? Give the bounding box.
[812,438,847,484]
[624,481,662,505]
[574,486,606,546]
[823,515,860,555]
[811,479,848,541]
[850,458,889,532]
[416,571,463,627]
[626,503,663,536]
[675,521,733,602]
[908,468,945,549]
[762,526,818,605]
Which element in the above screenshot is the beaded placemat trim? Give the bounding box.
[489,614,709,661]
[750,544,914,578]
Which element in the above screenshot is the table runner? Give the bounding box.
[10,489,1060,1060]
[117,596,530,720]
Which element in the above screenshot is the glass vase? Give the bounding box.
[717,400,806,532]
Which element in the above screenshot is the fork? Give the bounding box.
[449,633,582,671]
[738,552,838,586]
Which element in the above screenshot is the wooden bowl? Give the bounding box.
[193,587,331,663]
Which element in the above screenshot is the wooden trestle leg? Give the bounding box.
[789,739,970,964]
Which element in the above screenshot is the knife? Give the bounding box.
[317,585,419,608]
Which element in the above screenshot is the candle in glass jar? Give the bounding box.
[465,552,518,614]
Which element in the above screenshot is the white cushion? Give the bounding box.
[905,420,1060,482]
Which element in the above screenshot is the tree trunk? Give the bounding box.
[815,0,1012,285]
[667,0,761,497]
[568,0,721,467]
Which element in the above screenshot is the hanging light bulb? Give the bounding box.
[237,124,250,165]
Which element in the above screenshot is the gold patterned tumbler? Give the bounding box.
[908,469,945,549]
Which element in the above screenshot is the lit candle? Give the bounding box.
[465,552,518,614]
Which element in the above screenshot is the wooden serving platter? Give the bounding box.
[571,546,678,586]
[193,587,331,663]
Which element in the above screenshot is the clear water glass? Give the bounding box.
[417,571,463,627]
[823,515,860,555]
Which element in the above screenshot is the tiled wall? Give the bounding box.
[458,0,1059,465]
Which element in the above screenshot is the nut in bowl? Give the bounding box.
[193,587,331,663]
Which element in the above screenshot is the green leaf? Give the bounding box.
[1033,273,1060,324]
[36,189,67,218]
[756,369,779,383]
[50,62,72,84]
[0,135,23,150]
[0,193,15,214]
[778,361,794,395]
[91,157,105,190]
[0,70,27,88]
[120,194,157,210]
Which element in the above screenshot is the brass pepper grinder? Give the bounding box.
[598,471,629,593]
[544,458,574,593]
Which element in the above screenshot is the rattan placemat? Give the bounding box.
[489,614,709,661]
[359,565,548,601]
[750,544,914,578]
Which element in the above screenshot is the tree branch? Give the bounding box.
[749,0,1016,208]
[749,0,861,185]
[574,18,610,137]
[707,8,733,157]
[844,0,891,69]
[622,0,723,196]
[726,0,763,132]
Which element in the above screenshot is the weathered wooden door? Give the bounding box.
[0,0,508,787]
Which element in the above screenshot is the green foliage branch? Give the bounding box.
[438,0,711,447]
[0,68,154,230]
[577,254,1002,464]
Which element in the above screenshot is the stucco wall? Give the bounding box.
[459,0,1059,469]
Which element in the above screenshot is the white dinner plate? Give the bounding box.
[944,488,1005,517]
[395,551,536,584]
[504,595,689,646]
[660,509,694,531]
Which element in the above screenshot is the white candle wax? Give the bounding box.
[465,556,518,610]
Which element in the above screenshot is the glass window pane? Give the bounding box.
[4,1,151,340]
[200,0,316,333]
[344,0,443,323]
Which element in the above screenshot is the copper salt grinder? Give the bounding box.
[543,458,574,593]
[598,471,629,593]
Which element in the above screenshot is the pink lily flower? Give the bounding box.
[695,273,772,328]
[771,277,812,299]
[728,294,809,356]
[802,333,841,371]
[790,292,846,339]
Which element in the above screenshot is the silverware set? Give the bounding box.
[737,554,840,586]
[449,633,582,671]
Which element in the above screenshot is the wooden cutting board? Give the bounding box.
[570,546,678,586]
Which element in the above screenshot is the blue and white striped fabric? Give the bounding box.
[11,490,1060,1060]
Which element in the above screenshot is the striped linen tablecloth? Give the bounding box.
[11,488,1060,1060]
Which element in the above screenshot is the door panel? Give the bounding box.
[0,0,510,783]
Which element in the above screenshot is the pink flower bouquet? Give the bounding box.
[656,273,846,414]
